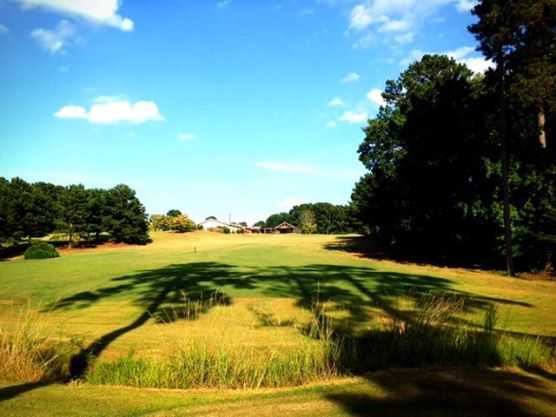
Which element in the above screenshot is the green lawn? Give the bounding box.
[2,368,556,417]
[1,231,556,415]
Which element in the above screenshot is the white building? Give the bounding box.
[198,217,243,233]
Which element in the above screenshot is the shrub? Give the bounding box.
[24,242,60,260]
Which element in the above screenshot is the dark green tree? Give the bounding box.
[84,189,109,243]
[469,0,556,275]
[265,212,294,228]
[352,55,502,264]
[59,184,88,247]
[166,209,182,217]
[104,184,150,244]
[289,203,353,234]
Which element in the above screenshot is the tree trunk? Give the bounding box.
[68,224,73,248]
[498,69,515,277]
[545,246,554,275]
[538,108,547,148]
[502,136,515,276]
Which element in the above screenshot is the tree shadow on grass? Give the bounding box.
[0,260,543,404]
[49,262,536,378]
[324,235,502,270]
[326,368,556,417]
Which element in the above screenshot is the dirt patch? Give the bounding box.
[519,271,556,281]
[58,242,135,255]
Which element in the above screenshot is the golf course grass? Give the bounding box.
[1,231,556,416]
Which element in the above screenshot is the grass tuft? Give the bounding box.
[0,307,74,382]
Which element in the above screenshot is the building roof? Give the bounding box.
[275,221,296,230]
[199,218,244,229]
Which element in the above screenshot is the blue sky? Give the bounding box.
[0,0,486,224]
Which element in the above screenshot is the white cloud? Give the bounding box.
[456,0,477,12]
[445,46,494,73]
[54,96,164,124]
[30,19,76,53]
[349,4,373,30]
[367,89,386,107]
[54,105,87,119]
[19,0,134,31]
[328,97,345,108]
[400,46,494,73]
[459,57,493,73]
[217,0,232,8]
[347,1,473,46]
[341,72,360,83]
[0,24,8,34]
[178,132,196,142]
[326,120,337,129]
[379,19,411,32]
[256,161,361,179]
[338,110,368,124]
[446,46,475,60]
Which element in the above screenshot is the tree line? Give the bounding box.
[0,177,150,246]
[258,203,356,234]
[351,1,556,273]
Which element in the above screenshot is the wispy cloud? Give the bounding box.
[326,120,337,129]
[30,19,76,54]
[0,24,8,34]
[338,110,368,124]
[347,0,471,47]
[54,96,164,124]
[328,97,345,108]
[19,0,134,31]
[341,72,360,84]
[178,132,196,142]
[256,161,360,179]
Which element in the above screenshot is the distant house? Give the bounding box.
[275,221,297,234]
[198,217,243,233]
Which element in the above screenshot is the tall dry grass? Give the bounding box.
[2,295,553,388]
[0,307,73,382]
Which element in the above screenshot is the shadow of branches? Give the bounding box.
[1,260,547,406]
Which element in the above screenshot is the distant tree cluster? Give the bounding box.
[350,1,556,273]
[0,177,150,246]
[150,210,196,233]
[259,203,355,234]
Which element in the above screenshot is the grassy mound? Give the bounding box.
[24,242,60,260]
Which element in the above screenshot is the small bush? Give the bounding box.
[24,242,60,260]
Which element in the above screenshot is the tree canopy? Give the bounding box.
[350,52,556,270]
[0,178,150,246]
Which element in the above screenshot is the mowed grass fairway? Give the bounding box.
[1,232,556,416]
